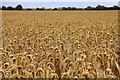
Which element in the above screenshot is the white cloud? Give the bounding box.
[0,0,120,2]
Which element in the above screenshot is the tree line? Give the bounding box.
[1,4,23,10]
[1,4,120,10]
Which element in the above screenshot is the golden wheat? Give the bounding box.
[1,10,119,78]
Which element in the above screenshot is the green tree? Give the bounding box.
[85,6,93,10]
[53,8,58,10]
[6,6,14,10]
[15,4,23,10]
[113,5,119,10]
[96,5,106,10]
[2,6,6,10]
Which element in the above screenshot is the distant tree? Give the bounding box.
[2,6,6,10]
[26,8,33,10]
[36,7,45,10]
[61,7,67,10]
[46,8,52,10]
[96,5,106,10]
[15,4,23,10]
[6,6,14,10]
[67,7,71,10]
[36,7,39,10]
[113,5,119,10]
[85,6,93,10]
[53,8,58,10]
[77,8,83,10]
[71,7,77,10]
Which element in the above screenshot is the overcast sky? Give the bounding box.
[0,0,120,8]
[0,0,120,2]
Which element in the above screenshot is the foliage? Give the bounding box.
[6,6,14,10]
[2,6,7,10]
[1,4,120,10]
[15,4,23,10]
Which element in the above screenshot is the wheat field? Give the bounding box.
[1,10,120,78]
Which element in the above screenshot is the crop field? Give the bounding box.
[1,10,120,78]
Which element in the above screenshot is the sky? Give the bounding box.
[0,0,120,8]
